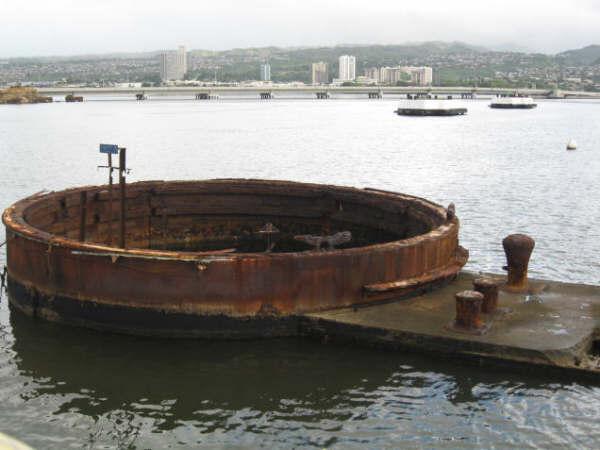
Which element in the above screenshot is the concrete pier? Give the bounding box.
[302,271,600,379]
[36,86,600,100]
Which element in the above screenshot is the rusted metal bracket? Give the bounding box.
[256,223,280,252]
[294,231,352,251]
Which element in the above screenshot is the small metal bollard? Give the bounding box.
[502,234,535,292]
[473,277,500,314]
[454,290,484,330]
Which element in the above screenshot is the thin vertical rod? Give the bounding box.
[119,148,127,249]
[107,153,114,246]
[79,191,87,242]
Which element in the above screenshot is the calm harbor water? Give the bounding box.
[1,98,599,448]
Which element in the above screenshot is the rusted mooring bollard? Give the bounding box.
[454,290,484,331]
[473,277,500,314]
[502,234,535,292]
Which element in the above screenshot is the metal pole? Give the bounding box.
[119,148,127,249]
[108,153,114,246]
[79,190,87,242]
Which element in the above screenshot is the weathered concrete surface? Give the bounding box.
[302,271,600,376]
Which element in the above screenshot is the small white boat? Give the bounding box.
[395,99,467,116]
[490,96,537,109]
[566,139,577,150]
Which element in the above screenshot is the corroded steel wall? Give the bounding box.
[3,180,467,336]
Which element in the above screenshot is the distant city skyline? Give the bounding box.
[2,41,598,92]
[1,1,600,57]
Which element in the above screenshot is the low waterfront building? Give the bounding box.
[355,75,377,85]
[402,66,433,86]
[116,82,143,88]
[375,65,433,86]
[379,67,407,84]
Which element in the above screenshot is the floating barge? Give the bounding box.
[490,96,537,109]
[2,179,467,338]
[65,94,84,103]
[395,100,467,116]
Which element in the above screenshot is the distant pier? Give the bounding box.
[35,86,600,101]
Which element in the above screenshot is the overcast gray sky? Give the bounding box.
[1,0,599,57]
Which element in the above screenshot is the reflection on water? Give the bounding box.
[1,99,600,448]
[3,308,600,449]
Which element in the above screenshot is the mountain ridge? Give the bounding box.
[557,45,600,65]
[7,41,599,62]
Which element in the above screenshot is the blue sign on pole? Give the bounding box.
[99,144,119,154]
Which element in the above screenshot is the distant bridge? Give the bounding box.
[37,86,600,100]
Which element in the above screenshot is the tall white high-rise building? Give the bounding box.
[260,63,271,81]
[338,55,356,81]
[160,46,187,82]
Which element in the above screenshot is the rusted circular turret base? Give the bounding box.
[3,179,468,338]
